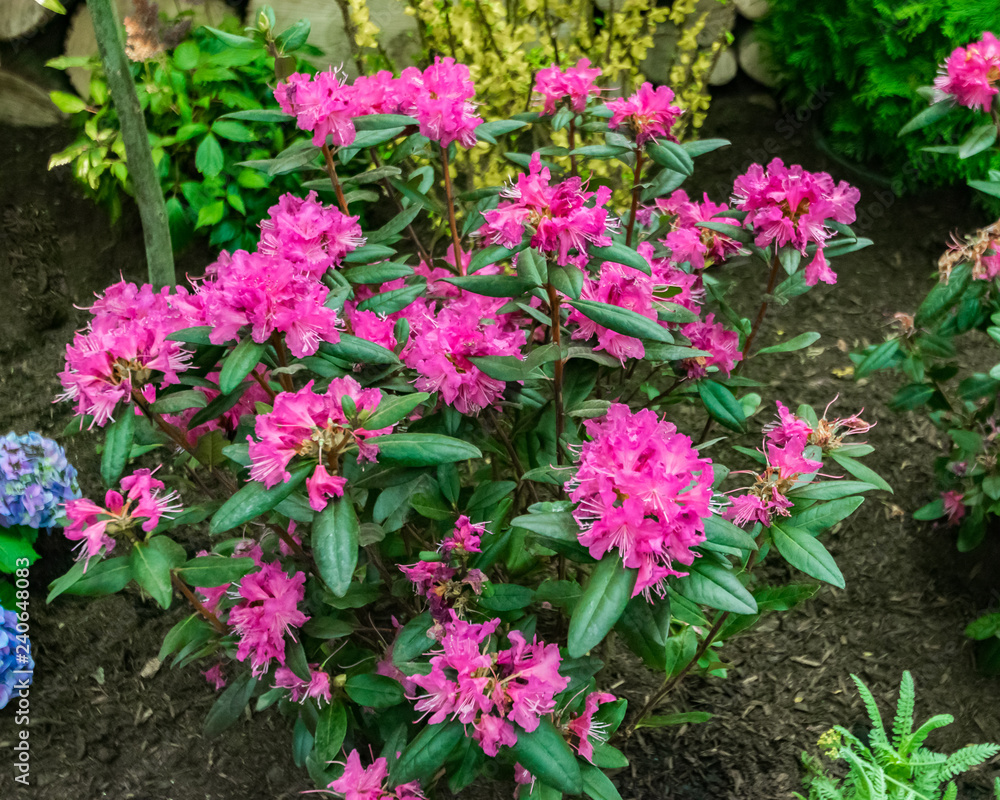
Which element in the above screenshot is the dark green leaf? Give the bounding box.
[313,498,360,597]
[757,332,821,355]
[151,390,208,415]
[393,721,465,785]
[568,555,637,658]
[589,242,651,275]
[356,283,424,315]
[697,380,746,432]
[511,719,583,794]
[175,555,253,587]
[204,673,256,739]
[476,119,529,143]
[374,434,481,466]
[318,334,399,365]
[48,556,132,602]
[771,523,845,588]
[219,338,267,395]
[195,133,225,177]
[898,101,953,136]
[469,243,527,272]
[829,452,892,493]
[442,275,535,297]
[344,673,404,707]
[568,298,672,343]
[101,410,134,487]
[362,392,429,429]
[210,463,312,534]
[959,122,997,159]
[647,141,693,175]
[131,536,187,609]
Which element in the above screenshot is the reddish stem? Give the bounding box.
[321,143,350,215]
[547,283,565,464]
[440,145,465,274]
[172,573,227,634]
[625,150,645,248]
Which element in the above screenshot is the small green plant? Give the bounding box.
[48,12,314,254]
[759,0,1000,195]
[798,672,1000,800]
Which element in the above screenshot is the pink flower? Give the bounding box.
[401,292,526,415]
[654,189,745,270]
[410,615,568,757]
[274,662,333,705]
[934,32,1000,111]
[534,58,602,115]
[247,378,394,508]
[258,192,365,277]
[63,469,182,569]
[407,57,482,149]
[229,561,309,675]
[328,750,426,800]
[440,515,484,555]
[606,83,682,146]
[764,401,814,446]
[57,282,198,427]
[566,404,715,597]
[202,663,227,691]
[195,249,341,358]
[274,69,360,147]
[941,490,966,526]
[564,691,617,762]
[478,154,616,268]
[681,314,742,379]
[732,158,860,287]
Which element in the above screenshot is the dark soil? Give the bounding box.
[1,80,999,800]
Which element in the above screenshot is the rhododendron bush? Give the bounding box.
[50,36,886,798]
[856,31,1000,675]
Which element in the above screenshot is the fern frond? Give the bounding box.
[902,714,954,757]
[892,672,916,748]
[939,743,1000,782]
[993,776,999,799]
[851,674,889,747]
[942,782,957,800]
[842,747,884,799]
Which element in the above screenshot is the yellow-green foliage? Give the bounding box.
[349,0,726,186]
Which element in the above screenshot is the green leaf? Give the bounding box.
[314,700,347,763]
[48,557,132,602]
[151,390,208,415]
[275,18,311,51]
[210,463,312,534]
[615,594,671,670]
[697,380,746,432]
[195,133,225,178]
[203,26,258,48]
[361,393,429,430]
[675,559,757,614]
[130,536,187,609]
[568,555,637,658]
[635,712,713,729]
[581,762,624,800]
[302,616,354,639]
[476,119,529,143]
[218,108,293,123]
[771,523,845,588]
[101,410,135,487]
[341,261,413,284]
[211,119,256,143]
[204,673,257,739]
[49,91,86,114]
[788,481,878,500]
[968,179,1000,199]
[958,122,997,159]
[219,338,267,395]
[647,141,694,175]
[965,613,1000,641]
[317,334,399,365]
[792,495,864,533]
[703,514,758,553]
[356,283,424,315]
[913,497,945,521]
[915,263,970,328]
[469,242,526,272]
[567,298,672,343]
[479,583,535,612]
[757,332,821,355]
[570,144,631,158]
[36,0,67,12]
[374,434,481,466]
[696,220,752,243]
[442,275,535,297]
[175,555,253,587]
[394,721,466,785]
[829,452,892,493]
[511,719,584,795]
[682,138,730,157]
[898,101,953,136]
[313,498,359,597]
[344,673,404,707]
[854,339,901,379]
[368,204,423,244]
[589,241,652,275]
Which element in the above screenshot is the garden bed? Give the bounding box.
[1,84,999,799]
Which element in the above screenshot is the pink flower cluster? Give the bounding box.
[58,282,199,427]
[258,191,365,276]
[328,750,425,800]
[248,378,394,511]
[274,662,333,705]
[533,58,603,115]
[606,83,683,146]
[410,614,569,756]
[63,468,181,569]
[401,516,486,619]
[725,402,826,527]
[732,158,860,287]
[568,242,702,362]
[478,153,616,268]
[654,189,745,270]
[566,403,715,597]
[229,560,309,675]
[934,32,1000,112]
[400,290,527,415]
[276,57,482,149]
[941,490,966,526]
[681,313,742,379]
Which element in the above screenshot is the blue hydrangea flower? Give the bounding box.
[0,431,81,530]
[0,606,33,710]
